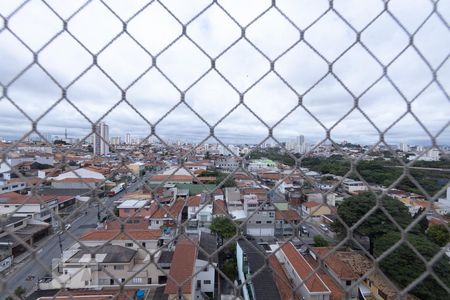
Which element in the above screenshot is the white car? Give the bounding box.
[319,224,329,232]
[65,224,71,230]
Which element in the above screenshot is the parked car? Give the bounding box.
[319,224,329,232]
[301,225,309,234]
[65,224,71,230]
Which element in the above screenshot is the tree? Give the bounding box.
[14,286,26,300]
[334,192,413,254]
[413,207,429,234]
[210,216,236,245]
[313,235,329,247]
[427,224,449,247]
[374,232,450,300]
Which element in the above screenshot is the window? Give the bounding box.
[346,280,351,286]
[256,221,261,224]
[203,280,211,284]
[125,243,133,247]
[110,279,114,285]
[132,277,143,284]
[147,278,152,284]
[114,265,124,270]
[142,242,146,247]
[266,221,272,224]
[85,281,89,286]
[121,278,125,283]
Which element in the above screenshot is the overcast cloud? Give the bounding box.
[0,0,449,146]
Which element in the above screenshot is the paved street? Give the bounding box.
[0,176,147,299]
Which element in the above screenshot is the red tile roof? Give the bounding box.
[312,248,358,280]
[149,175,194,182]
[303,201,321,208]
[213,199,226,215]
[0,193,57,205]
[151,198,185,219]
[280,242,330,293]
[187,195,201,207]
[275,209,300,221]
[269,255,299,300]
[52,178,103,183]
[80,229,161,241]
[165,239,197,295]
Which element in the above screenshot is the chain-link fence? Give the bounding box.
[0,0,449,299]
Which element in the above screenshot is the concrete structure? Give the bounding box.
[236,239,282,300]
[0,155,54,176]
[248,159,276,172]
[94,122,109,156]
[0,181,26,194]
[0,193,59,223]
[275,242,331,300]
[342,179,368,194]
[40,229,166,290]
[244,195,275,237]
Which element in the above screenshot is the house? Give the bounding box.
[342,179,368,194]
[164,239,197,299]
[186,195,213,233]
[194,232,218,299]
[148,174,194,185]
[0,216,49,260]
[236,239,283,300]
[117,199,154,218]
[0,180,27,194]
[301,201,332,218]
[148,198,185,240]
[40,228,167,290]
[275,209,301,236]
[275,242,332,300]
[244,195,275,237]
[0,192,60,224]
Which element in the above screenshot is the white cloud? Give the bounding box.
[0,0,448,146]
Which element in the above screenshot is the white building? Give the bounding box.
[94,122,109,156]
[0,155,54,175]
[342,179,368,194]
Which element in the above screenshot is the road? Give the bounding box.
[0,175,149,299]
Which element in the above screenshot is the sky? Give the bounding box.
[0,0,449,147]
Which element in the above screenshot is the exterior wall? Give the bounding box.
[0,182,26,194]
[236,243,251,300]
[51,181,98,189]
[245,204,275,237]
[195,259,215,297]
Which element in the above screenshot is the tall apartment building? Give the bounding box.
[125,133,131,145]
[94,122,109,156]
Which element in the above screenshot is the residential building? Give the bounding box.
[40,228,166,290]
[244,195,275,237]
[164,239,197,299]
[236,239,282,300]
[275,242,332,300]
[301,201,332,218]
[342,179,368,194]
[94,122,109,156]
[275,209,301,236]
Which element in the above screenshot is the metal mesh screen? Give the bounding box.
[0,0,449,299]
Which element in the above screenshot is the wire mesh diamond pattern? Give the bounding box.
[0,0,449,300]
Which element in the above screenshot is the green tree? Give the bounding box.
[427,224,450,247]
[313,235,329,247]
[413,207,429,234]
[334,192,413,254]
[210,216,236,245]
[14,286,26,300]
[374,232,450,300]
